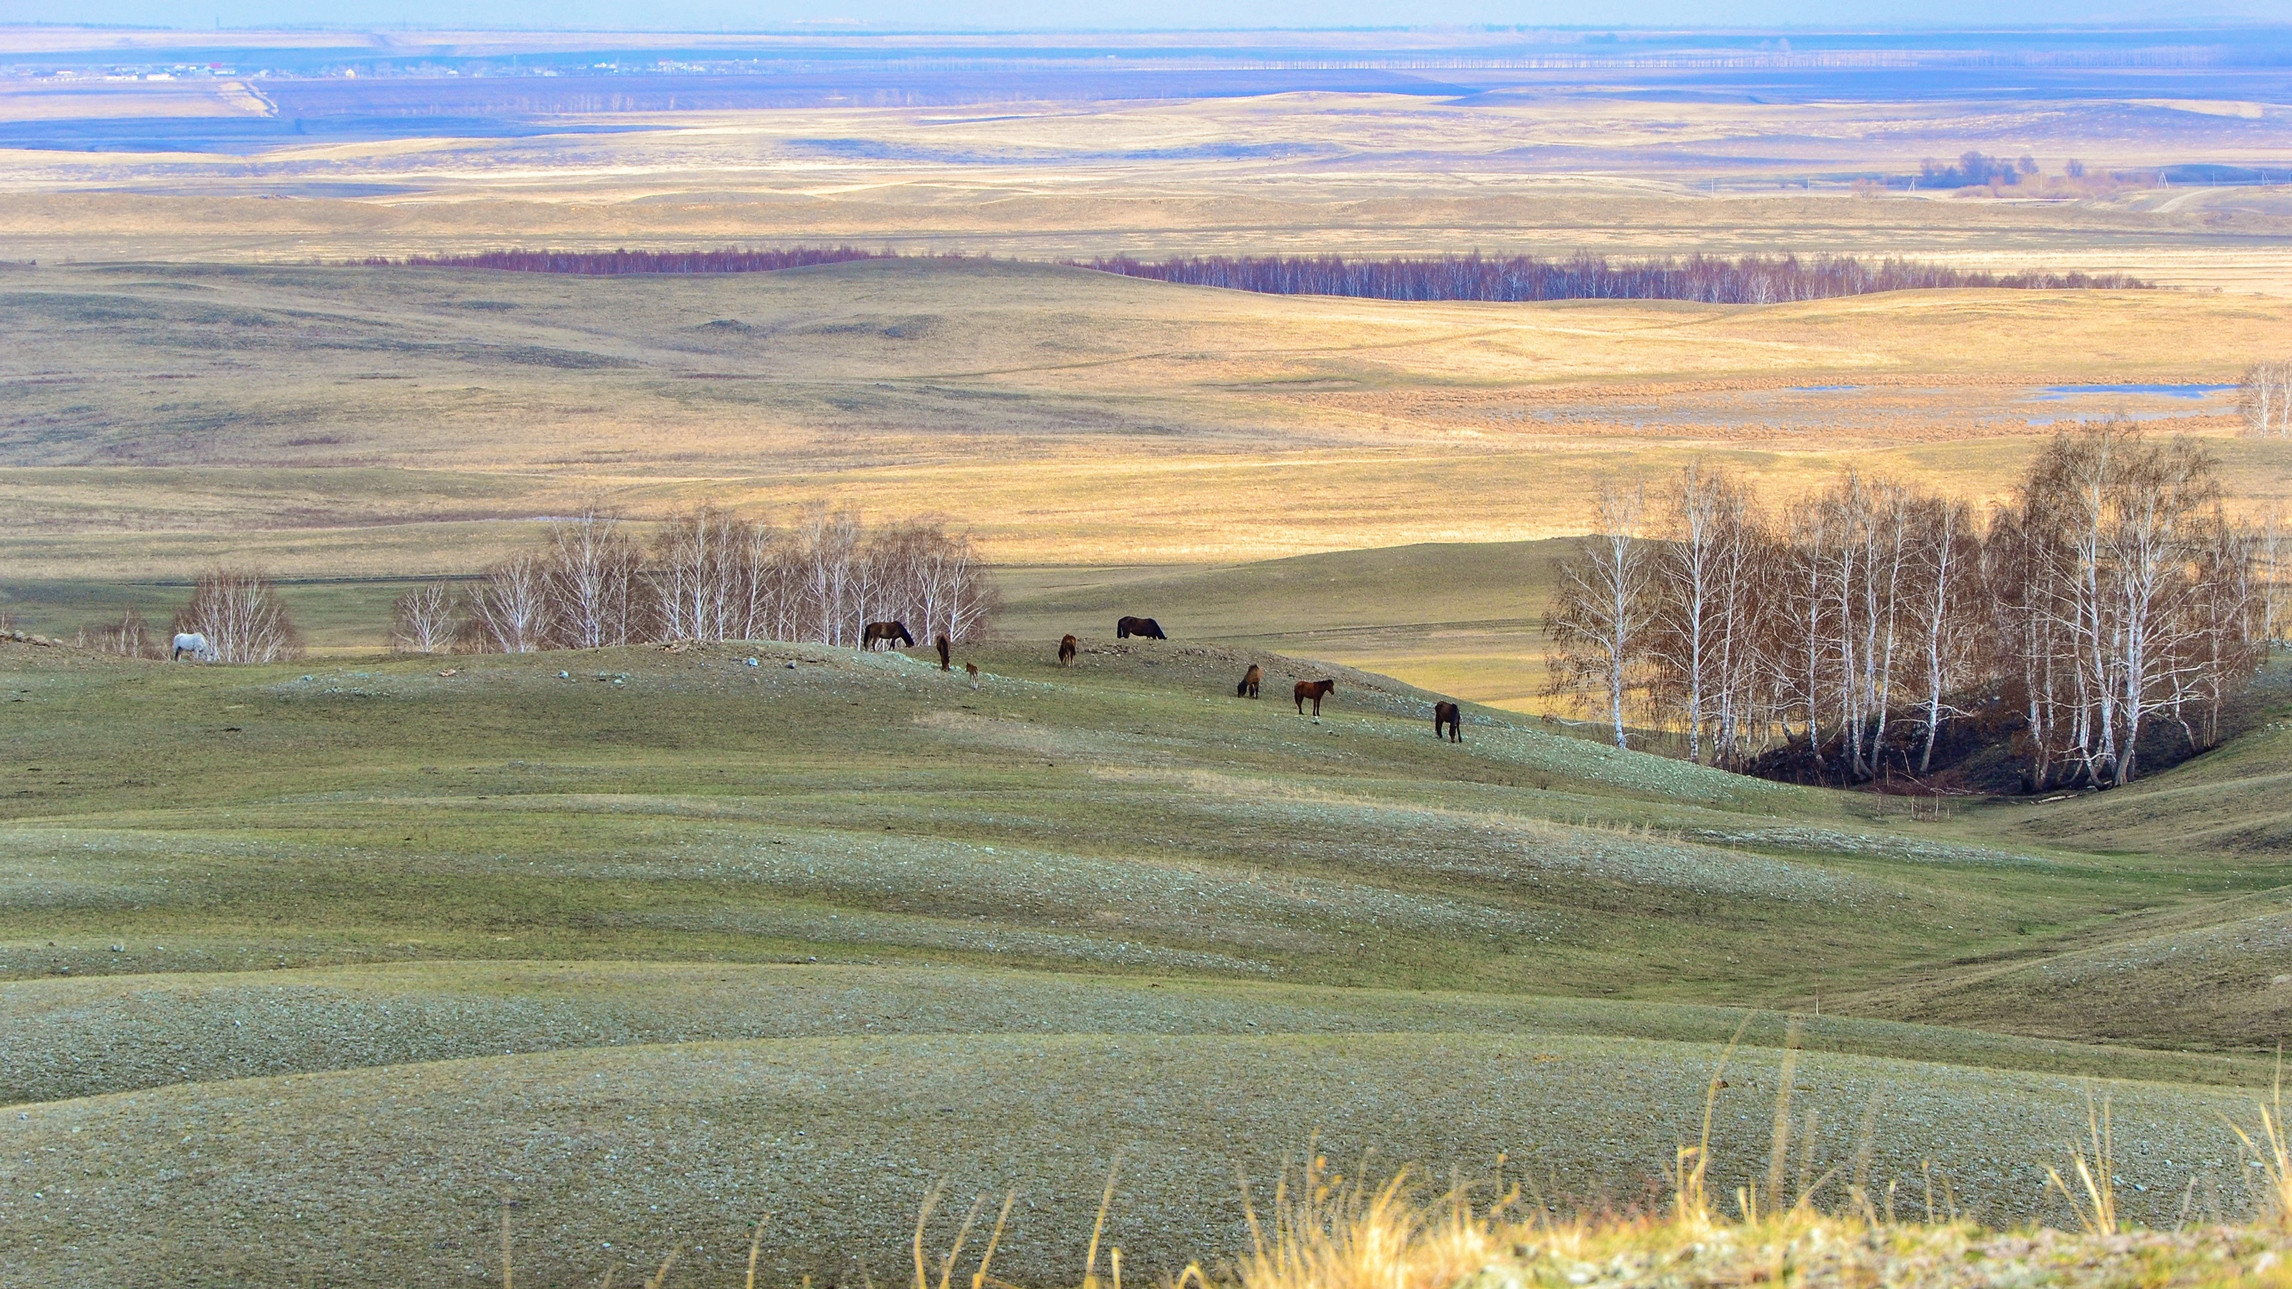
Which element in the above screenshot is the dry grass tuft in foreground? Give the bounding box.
[1179,1065,2292,1289]
[508,1077,2292,1289]
[1184,1143,2292,1289]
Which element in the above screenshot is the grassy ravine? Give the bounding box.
[7,634,2292,1286]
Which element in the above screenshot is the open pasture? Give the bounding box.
[7,29,2292,1278]
[5,256,2284,705]
[4,633,2292,1283]
[2,258,2284,577]
[4,56,2292,290]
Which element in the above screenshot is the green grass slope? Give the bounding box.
[4,1032,2267,1287]
[3,635,2289,1284]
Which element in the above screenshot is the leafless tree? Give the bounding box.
[391,582,459,654]
[544,510,641,649]
[1908,496,1985,772]
[173,568,302,663]
[465,550,552,653]
[794,503,862,646]
[650,507,745,643]
[858,518,999,646]
[2259,505,2287,649]
[1547,482,1654,749]
[2243,360,2292,438]
[1648,464,1755,764]
[89,606,155,658]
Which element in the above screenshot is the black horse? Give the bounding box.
[1433,701,1462,743]
[935,634,951,671]
[1116,616,1166,640]
[1294,679,1335,717]
[1058,634,1078,666]
[1236,664,1261,698]
[861,620,915,651]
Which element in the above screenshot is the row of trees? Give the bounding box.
[378,246,891,275]
[394,506,997,654]
[1082,252,2144,304]
[1548,426,2280,789]
[1916,151,2039,189]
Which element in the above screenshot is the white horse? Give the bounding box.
[171,632,216,662]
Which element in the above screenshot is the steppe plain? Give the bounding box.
[6,25,2292,1288]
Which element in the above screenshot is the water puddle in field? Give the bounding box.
[2028,412,2210,427]
[2034,383,2239,401]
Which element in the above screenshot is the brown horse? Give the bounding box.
[936,634,951,671]
[1236,664,1261,698]
[861,620,914,651]
[1058,634,1078,666]
[1115,616,1166,640]
[1294,679,1335,718]
[965,662,980,689]
[1434,701,1462,743]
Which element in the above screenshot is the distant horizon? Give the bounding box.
[4,0,2287,37]
[8,17,2292,31]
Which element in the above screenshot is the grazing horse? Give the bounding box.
[1057,634,1078,667]
[861,621,915,651]
[936,634,951,671]
[1433,701,1463,743]
[1115,616,1166,641]
[1236,664,1261,698]
[1294,679,1336,718]
[171,632,213,662]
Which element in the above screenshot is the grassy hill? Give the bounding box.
[5,631,2291,1285]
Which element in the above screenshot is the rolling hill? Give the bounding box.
[4,631,2289,1284]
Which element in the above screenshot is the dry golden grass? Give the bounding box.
[4,256,2283,703]
[5,86,2292,290]
[459,1079,2292,1289]
[3,258,2286,577]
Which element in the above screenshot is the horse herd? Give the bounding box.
[166,610,1461,739]
[856,615,1464,740]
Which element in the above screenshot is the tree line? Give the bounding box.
[1547,426,2282,791]
[1080,252,2145,304]
[358,245,2144,303]
[375,247,892,275]
[393,506,997,655]
[76,507,995,662]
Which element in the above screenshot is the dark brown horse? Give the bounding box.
[861,620,914,651]
[1115,616,1166,640]
[1058,634,1078,666]
[936,634,951,671]
[1236,664,1261,698]
[1294,679,1335,717]
[1434,701,1462,743]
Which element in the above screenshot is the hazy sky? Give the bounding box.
[9,0,2286,31]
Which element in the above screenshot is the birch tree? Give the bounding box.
[1547,483,1654,749]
